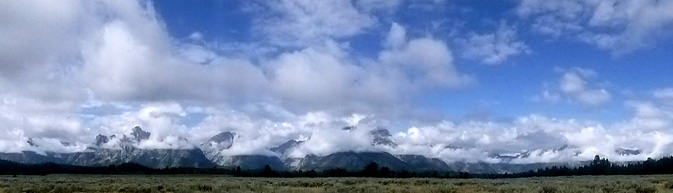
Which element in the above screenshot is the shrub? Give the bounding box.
[189,184,213,192]
[664,181,673,189]
[429,185,457,193]
[635,186,657,193]
[540,185,557,193]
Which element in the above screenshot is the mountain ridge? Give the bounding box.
[0,126,627,174]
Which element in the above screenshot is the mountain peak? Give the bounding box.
[201,131,236,154]
[371,127,397,147]
[94,134,109,146]
[200,131,238,163]
[208,131,235,144]
[270,139,303,156]
[60,141,73,146]
[26,138,37,147]
[131,126,150,141]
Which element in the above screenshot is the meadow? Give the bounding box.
[0,174,671,193]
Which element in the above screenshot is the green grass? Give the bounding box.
[0,175,672,193]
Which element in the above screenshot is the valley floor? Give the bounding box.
[0,174,672,193]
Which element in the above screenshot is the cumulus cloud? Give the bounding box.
[517,0,673,54]
[79,7,269,103]
[253,0,379,46]
[0,0,477,153]
[378,23,474,88]
[457,23,530,65]
[559,68,611,106]
[537,68,611,107]
[266,42,358,110]
[260,23,472,114]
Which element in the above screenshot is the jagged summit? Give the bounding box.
[340,125,397,147]
[94,134,109,146]
[130,126,150,142]
[370,127,397,147]
[201,131,236,150]
[270,139,303,157]
[93,126,152,148]
[208,131,236,144]
[200,131,238,166]
[26,138,37,147]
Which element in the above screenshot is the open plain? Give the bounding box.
[1,175,672,193]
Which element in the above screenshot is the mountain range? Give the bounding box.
[0,126,627,174]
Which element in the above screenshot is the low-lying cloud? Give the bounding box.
[5,100,673,164]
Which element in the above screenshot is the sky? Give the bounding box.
[1,0,673,164]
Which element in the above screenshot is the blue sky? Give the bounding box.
[151,0,673,124]
[1,0,673,163]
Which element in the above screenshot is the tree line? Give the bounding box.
[234,162,471,178]
[499,155,673,178]
[2,155,673,178]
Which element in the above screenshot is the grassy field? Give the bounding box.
[0,175,671,193]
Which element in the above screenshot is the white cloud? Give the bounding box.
[559,68,611,106]
[254,0,378,46]
[517,0,673,54]
[355,0,403,11]
[538,68,611,107]
[385,22,407,49]
[620,101,672,131]
[289,124,381,157]
[378,24,474,88]
[392,111,673,163]
[79,6,270,103]
[260,23,472,114]
[0,93,88,152]
[536,90,562,103]
[574,89,611,106]
[0,0,475,154]
[0,0,83,78]
[654,88,673,105]
[87,102,195,149]
[457,23,530,65]
[190,103,673,163]
[267,42,358,110]
[2,97,672,164]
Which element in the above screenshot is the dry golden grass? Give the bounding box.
[0,174,672,193]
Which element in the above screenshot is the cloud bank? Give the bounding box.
[517,0,673,54]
